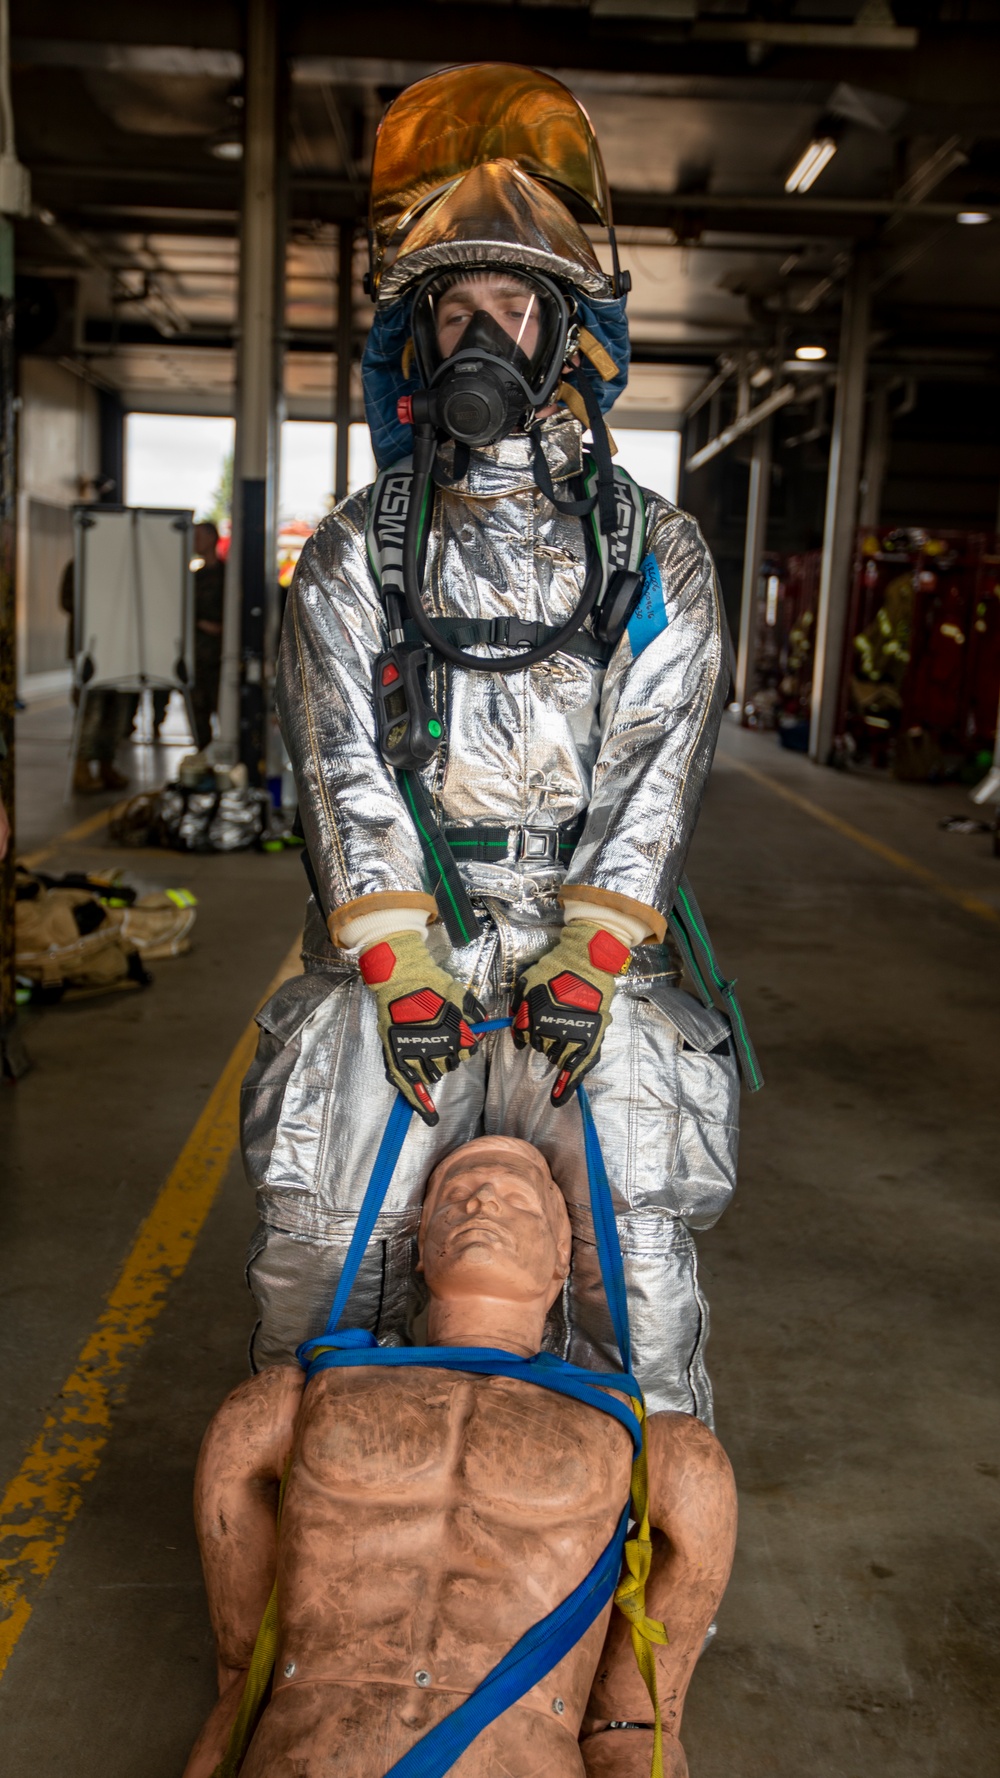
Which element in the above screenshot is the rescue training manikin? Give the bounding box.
[243,63,756,1418]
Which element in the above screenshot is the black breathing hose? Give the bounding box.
[402,426,604,675]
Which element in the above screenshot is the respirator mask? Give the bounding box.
[409,268,574,448]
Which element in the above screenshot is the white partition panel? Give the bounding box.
[74,506,193,688]
[137,509,193,682]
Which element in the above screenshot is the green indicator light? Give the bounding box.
[427,720,442,738]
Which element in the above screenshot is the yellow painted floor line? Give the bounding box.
[727,756,1000,931]
[19,800,131,871]
[0,933,302,1680]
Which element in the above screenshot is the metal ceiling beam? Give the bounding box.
[610,192,1000,223]
[29,165,1000,235]
[685,381,800,472]
[15,7,1000,95]
[689,20,916,50]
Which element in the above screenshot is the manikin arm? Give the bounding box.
[581,1411,737,1778]
[182,1365,304,1778]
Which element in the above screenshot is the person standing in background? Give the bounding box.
[61,559,132,795]
[189,521,225,751]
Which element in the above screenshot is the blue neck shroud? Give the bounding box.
[361,292,631,472]
[295,1020,642,1778]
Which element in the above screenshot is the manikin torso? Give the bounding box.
[242,1363,632,1778]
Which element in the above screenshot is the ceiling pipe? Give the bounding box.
[686,380,799,472]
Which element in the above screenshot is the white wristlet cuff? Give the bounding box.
[562,900,650,951]
[339,906,432,952]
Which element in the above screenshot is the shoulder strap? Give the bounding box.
[370,453,647,631]
[582,457,647,588]
[668,875,763,1092]
[366,458,415,599]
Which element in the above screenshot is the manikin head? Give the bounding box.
[418,1136,571,1353]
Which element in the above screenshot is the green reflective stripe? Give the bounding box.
[400,774,475,946]
[674,885,762,1091]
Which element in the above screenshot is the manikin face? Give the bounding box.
[434,272,542,363]
[419,1138,570,1312]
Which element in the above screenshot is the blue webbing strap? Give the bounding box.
[384,1502,630,1778]
[578,1087,631,1374]
[292,1019,642,1778]
[299,1339,644,1453]
[318,1089,414,1336]
[313,1019,636,1370]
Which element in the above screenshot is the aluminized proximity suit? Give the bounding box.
[243,415,736,1417]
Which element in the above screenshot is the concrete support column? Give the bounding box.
[218,0,285,778]
[733,416,772,718]
[334,223,353,503]
[0,216,26,1076]
[859,380,889,530]
[809,253,871,764]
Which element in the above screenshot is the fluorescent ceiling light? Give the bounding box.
[785,138,837,194]
[956,210,991,225]
[210,137,243,161]
[795,345,827,361]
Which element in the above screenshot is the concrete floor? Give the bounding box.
[1,700,998,1776]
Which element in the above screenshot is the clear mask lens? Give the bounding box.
[413,269,569,404]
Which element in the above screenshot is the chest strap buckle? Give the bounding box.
[519,827,562,863]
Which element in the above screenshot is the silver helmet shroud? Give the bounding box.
[364,63,633,678]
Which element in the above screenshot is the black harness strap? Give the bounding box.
[365,457,646,945]
[441,816,585,866]
[397,614,611,667]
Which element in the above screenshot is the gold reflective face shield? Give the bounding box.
[368,63,623,302]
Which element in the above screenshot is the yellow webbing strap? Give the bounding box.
[401,337,416,379]
[210,1463,290,1778]
[613,1397,668,1778]
[578,327,620,383]
[557,377,590,427]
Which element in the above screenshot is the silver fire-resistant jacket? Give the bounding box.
[277,415,727,927]
[251,413,736,1417]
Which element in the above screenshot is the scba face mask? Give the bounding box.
[409,268,573,448]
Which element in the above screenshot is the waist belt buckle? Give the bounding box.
[519,827,560,864]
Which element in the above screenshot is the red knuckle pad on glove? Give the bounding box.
[588,929,630,974]
[458,1020,475,1047]
[550,971,603,1011]
[514,1001,530,1030]
[389,988,445,1024]
[359,942,397,985]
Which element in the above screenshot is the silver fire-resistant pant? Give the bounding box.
[243,891,739,1420]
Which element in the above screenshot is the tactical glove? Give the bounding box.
[512,921,631,1106]
[359,930,483,1126]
